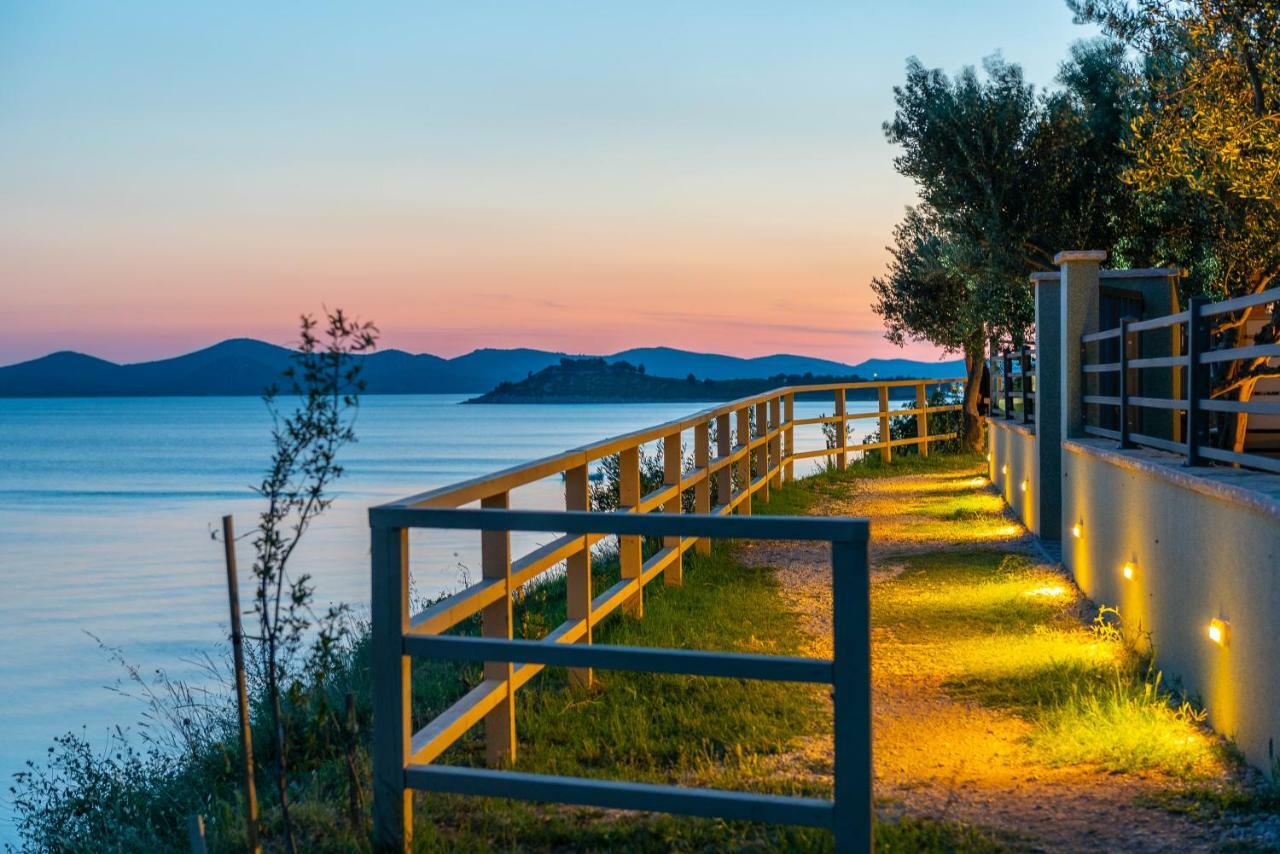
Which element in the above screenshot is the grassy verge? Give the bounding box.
[877,547,1225,779]
[12,454,1013,852]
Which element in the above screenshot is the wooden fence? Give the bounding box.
[368,377,962,852]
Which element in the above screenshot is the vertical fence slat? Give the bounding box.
[481,491,516,767]
[1185,296,1208,467]
[1118,319,1134,450]
[565,465,593,687]
[769,396,783,488]
[695,420,711,552]
[914,383,929,458]
[715,413,731,512]
[832,535,873,853]
[878,385,892,463]
[783,393,795,482]
[736,407,752,515]
[371,526,411,852]
[663,431,683,586]
[1020,347,1032,425]
[753,400,769,504]
[1003,351,1014,419]
[619,446,644,615]
[834,388,848,470]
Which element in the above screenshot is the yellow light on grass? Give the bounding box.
[1025,585,1068,598]
[1122,562,1135,580]
[1207,618,1229,646]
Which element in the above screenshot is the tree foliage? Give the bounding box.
[875,50,1136,447]
[1071,0,1280,443]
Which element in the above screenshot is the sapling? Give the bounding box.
[248,309,376,852]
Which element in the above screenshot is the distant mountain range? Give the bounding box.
[0,339,964,397]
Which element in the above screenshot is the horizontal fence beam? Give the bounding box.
[1198,288,1280,317]
[402,634,835,684]
[1128,310,1189,333]
[403,765,836,829]
[370,506,869,543]
[1199,342,1280,365]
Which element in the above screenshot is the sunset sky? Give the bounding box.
[2,2,1097,366]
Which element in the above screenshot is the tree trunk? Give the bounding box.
[961,342,987,452]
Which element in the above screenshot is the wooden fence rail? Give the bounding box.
[368,377,962,852]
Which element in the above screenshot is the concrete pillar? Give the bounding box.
[1057,250,1107,440]
[1031,271,1063,540]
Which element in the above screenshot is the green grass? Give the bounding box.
[874,815,1009,853]
[6,454,1018,853]
[403,542,843,850]
[756,452,988,519]
[873,550,1224,779]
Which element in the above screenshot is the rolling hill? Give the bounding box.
[0,339,963,397]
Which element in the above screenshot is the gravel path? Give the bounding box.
[736,461,1279,852]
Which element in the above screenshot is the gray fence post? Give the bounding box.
[372,525,411,852]
[1185,296,1210,466]
[1118,317,1134,449]
[1031,273,1062,538]
[832,533,872,852]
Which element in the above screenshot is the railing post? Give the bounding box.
[783,393,795,482]
[565,465,593,688]
[1118,319,1134,450]
[834,388,848,470]
[663,431,683,586]
[832,533,872,853]
[481,491,516,767]
[371,524,411,852]
[619,446,644,615]
[1002,351,1014,419]
[914,382,929,458]
[1185,296,1209,466]
[1020,347,1032,425]
[736,406,752,514]
[715,412,731,510]
[754,400,769,504]
[694,420,711,554]
[877,384,892,463]
[769,395,783,488]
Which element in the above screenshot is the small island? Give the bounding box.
[465,357,926,403]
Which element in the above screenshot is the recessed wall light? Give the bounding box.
[1208,618,1229,646]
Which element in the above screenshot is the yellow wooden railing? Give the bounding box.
[369,377,962,788]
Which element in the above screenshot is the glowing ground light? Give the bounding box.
[1071,522,1083,538]
[1025,585,1068,598]
[1208,618,1229,646]
[1002,464,1009,475]
[1020,480,1028,492]
[1122,562,1135,580]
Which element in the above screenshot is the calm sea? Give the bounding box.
[0,394,876,838]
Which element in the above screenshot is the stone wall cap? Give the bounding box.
[1053,250,1108,264]
[1097,267,1185,279]
[1063,438,1280,520]
[1030,266,1184,283]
